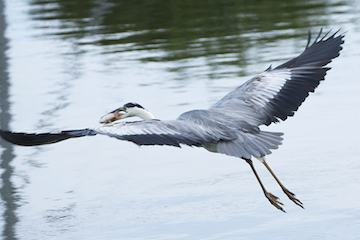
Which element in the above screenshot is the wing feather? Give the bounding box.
[0,120,226,147]
[0,119,235,148]
[95,119,232,147]
[0,129,96,146]
[211,30,344,127]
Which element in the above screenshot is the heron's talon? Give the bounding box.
[265,191,285,212]
[283,188,304,209]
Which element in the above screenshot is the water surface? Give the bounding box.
[1,0,360,239]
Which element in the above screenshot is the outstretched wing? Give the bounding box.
[95,119,233,147]
[0,119,233,147]
[211,29,345,127]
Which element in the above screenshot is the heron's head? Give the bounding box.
[99,102,155,124]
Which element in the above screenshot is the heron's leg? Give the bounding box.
[262,159,304,209]
[245,159,285,212]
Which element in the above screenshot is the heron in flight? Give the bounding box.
[0,30,344,212]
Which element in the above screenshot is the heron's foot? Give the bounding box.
[282,188,304,209]
[265,191,285,212]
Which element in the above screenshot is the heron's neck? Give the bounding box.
[133,108,155,120]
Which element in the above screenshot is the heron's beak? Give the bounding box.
[99,107,125,125]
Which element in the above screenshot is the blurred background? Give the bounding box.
[0,0,359,239]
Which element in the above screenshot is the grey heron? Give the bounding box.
[0,29,344,212]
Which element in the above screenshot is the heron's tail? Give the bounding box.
[217,131,283,159]
[0,129,97,146]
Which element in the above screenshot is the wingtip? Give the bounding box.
[0,129,77,146]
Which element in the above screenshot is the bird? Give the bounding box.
[0,29,344,212]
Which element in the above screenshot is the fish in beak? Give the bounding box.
[99,107,125,124]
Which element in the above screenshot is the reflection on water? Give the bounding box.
[1,0,360,239]
[0,0,18,239]
[29,0,336,63]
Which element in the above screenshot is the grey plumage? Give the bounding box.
[0,29,345,212]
